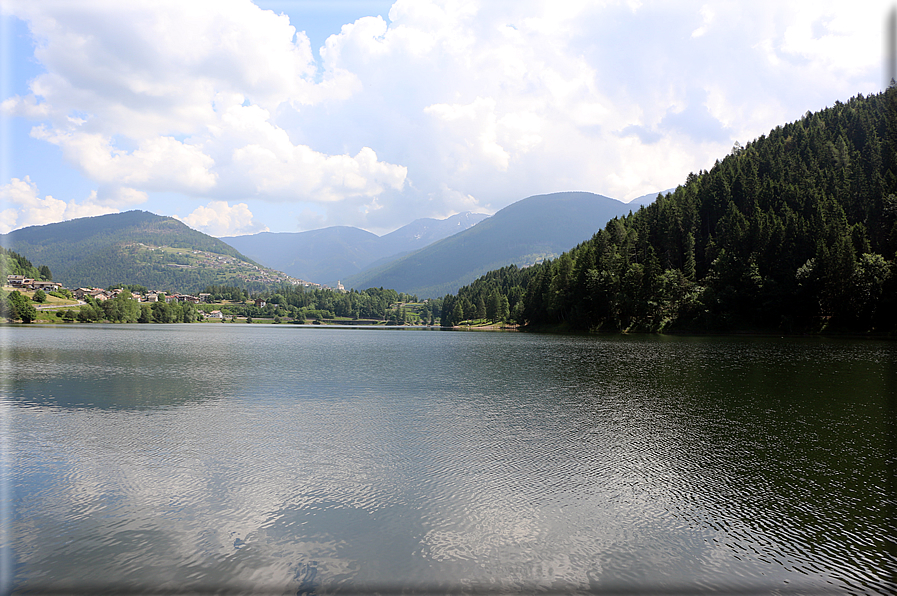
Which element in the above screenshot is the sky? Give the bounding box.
[0,0,890,237]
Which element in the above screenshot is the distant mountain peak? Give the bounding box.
[221,211,489,285]
[627,188,677,206]
[342,190,634,297]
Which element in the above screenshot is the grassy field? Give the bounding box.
[2,286,79,305]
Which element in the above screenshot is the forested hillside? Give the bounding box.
[0,211,294,292]
[0,246,52,281]
[443,89,897,333]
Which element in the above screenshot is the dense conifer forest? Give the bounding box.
[443,89,897,334]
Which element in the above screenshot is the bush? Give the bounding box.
[4,291,36,323]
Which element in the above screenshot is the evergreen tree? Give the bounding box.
[452,302,464,326]
[683,233,696,282]
[475,296,486,320]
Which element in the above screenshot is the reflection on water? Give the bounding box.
[1,325,894,594]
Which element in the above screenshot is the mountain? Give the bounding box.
[445,90,897,333]
[378,212,490,256]
[342,192,636,297]
[221,211,488,285]
[221,226,381,286]
[627,188,677,206]
[0,210,297,292]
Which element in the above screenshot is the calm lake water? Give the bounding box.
[1,324,894,594]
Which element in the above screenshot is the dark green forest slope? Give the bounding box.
[443,89,897,334]
[0,211,279,292]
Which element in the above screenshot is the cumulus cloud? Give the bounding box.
[30,128,218,193]
[1,0,405,216]
[309,0,882,210]
[216,95,407,201]
[779,6,881,75]
[1,0,886,230]
[0,176,143,233]
[177,201,269,237]
[425,97,512,172]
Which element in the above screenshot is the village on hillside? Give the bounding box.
[6,274,345,304]
[1,272,428,326]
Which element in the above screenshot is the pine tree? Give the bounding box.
[683,233,696,282]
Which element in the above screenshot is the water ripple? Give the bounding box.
[4,327,893,594]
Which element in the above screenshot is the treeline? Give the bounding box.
[0,289,200,324]
[2,279,438,325]
[440,265,535,326]
[444,89,897,333]
[1,291,38,323]
[63,292,200,324]
[212,284,438,324]
[203,284,249,302]
[258,285,421,319]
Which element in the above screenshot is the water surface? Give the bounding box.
[1,325,894,594]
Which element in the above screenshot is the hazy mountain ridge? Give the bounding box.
[342,192,637,297]
[221,211,489,285]
[222,226,381,286]
[627,188,676,206]
[378,212,491,255]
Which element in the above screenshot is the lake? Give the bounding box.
[1,324,894,594]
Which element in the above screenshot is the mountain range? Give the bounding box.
[221,211,489,286]
[2,191,658,297]
[340,192,637,297]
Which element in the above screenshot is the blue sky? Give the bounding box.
[0,0,888,236]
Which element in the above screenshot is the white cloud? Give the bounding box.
[691,5,714,38]
[177,201,268,237]
[94,185,149,207]
[2,0,404,212]
[318,0,880,207]
[0,176,143,233]
[31,128,219,192]
[212,94,407,201]
[780,4,881,75]
[425,97,511,172]
[2,0,887,229]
